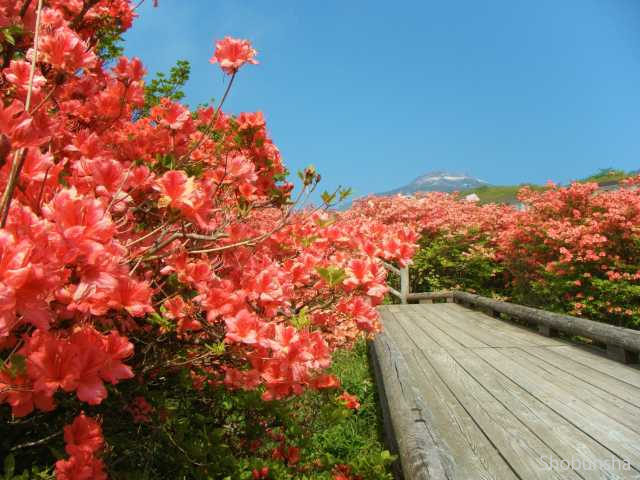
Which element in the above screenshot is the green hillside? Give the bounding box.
[459,168,638,205]
[578,168,631,184]
[458,184,545,204]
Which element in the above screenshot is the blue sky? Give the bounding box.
[124,0,640,200]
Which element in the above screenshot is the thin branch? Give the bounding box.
[69,0,100,29]
[11,431,62,451]
[125,222,169,248]
[35,164,51,213]
[0,0,44,227]
[19,0,33,18]
[28,84,57,116]
[188,222,286,255]
[177,71,236,164]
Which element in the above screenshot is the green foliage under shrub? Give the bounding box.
[1,339,393,480]
[410,227,640,329]
[410,231,504,295]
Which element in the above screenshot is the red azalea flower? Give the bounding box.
[338,391,360,410]
[210,36,258,74]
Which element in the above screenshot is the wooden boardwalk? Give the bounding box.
[375,302,640,480]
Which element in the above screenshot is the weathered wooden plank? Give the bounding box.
[416,304,535,348]
[382,312,517,479]
[546,345,640,389]
[403,305,490,350]
[378,303,640,479]
[453,292,640,360]
[498,347,640,434]
[521,346,640,408]
[371,310,453,480]
[391,312,582,479]
[445,347,640,480]
[475,347,640,469]
[435,302,570,347]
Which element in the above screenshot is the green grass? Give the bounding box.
[285,339,395,479]
[458,184,545,204]
[578,168,631,185]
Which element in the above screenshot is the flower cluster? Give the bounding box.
[351,181,640,326]
[55,413,107,480]
[0,1,417,477]
[338,391,360,410]
[1,327,132,416]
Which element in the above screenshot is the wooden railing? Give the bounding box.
[382,262,453,304]
[381,261,409,304]
[382,262,640,364]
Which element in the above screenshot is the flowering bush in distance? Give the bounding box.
[351,179,640,328]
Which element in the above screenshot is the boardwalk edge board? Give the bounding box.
[369,331,454,480]
[452,291,640,364]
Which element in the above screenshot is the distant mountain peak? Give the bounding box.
[410,171,488,187]
[339,170,489,210]
[380,171,488,196]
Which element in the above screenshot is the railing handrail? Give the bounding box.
[382,263,640,364]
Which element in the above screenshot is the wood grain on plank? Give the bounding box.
[498,347,640,435]
[391,310,582,480]
[442,346,640,480]
[475,347,640,470]
[544,345,640,388]
[377,303,640,479]
[415,304,535,348]
[434,303,571,347]
[522,346,640,408]
[381,310,516,479]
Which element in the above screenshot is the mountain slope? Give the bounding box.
[378,171,488,195]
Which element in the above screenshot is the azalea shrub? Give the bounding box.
[0,1,418,478]
[3,339,393,480]
[352,180,640,329]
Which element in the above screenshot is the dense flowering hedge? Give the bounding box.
[0,1,417,477]
[352,179,640,328]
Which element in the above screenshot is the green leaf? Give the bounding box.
[3,454,15,478]
[321,191,336,205]
[339,187,353,201]
[315,266,347,287]
[380,450,392,461]
[314,217,335,228]
[290,307,310,330]
[146,312,173,330]
[3,31,15,46]
[300,235,318,247]
[205,342,226,356]
[141,59,191,116]
[8,354,26,377]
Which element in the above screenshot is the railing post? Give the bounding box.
[400,267,409,304]
[607,344,639,364]
[538,325,558,337]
